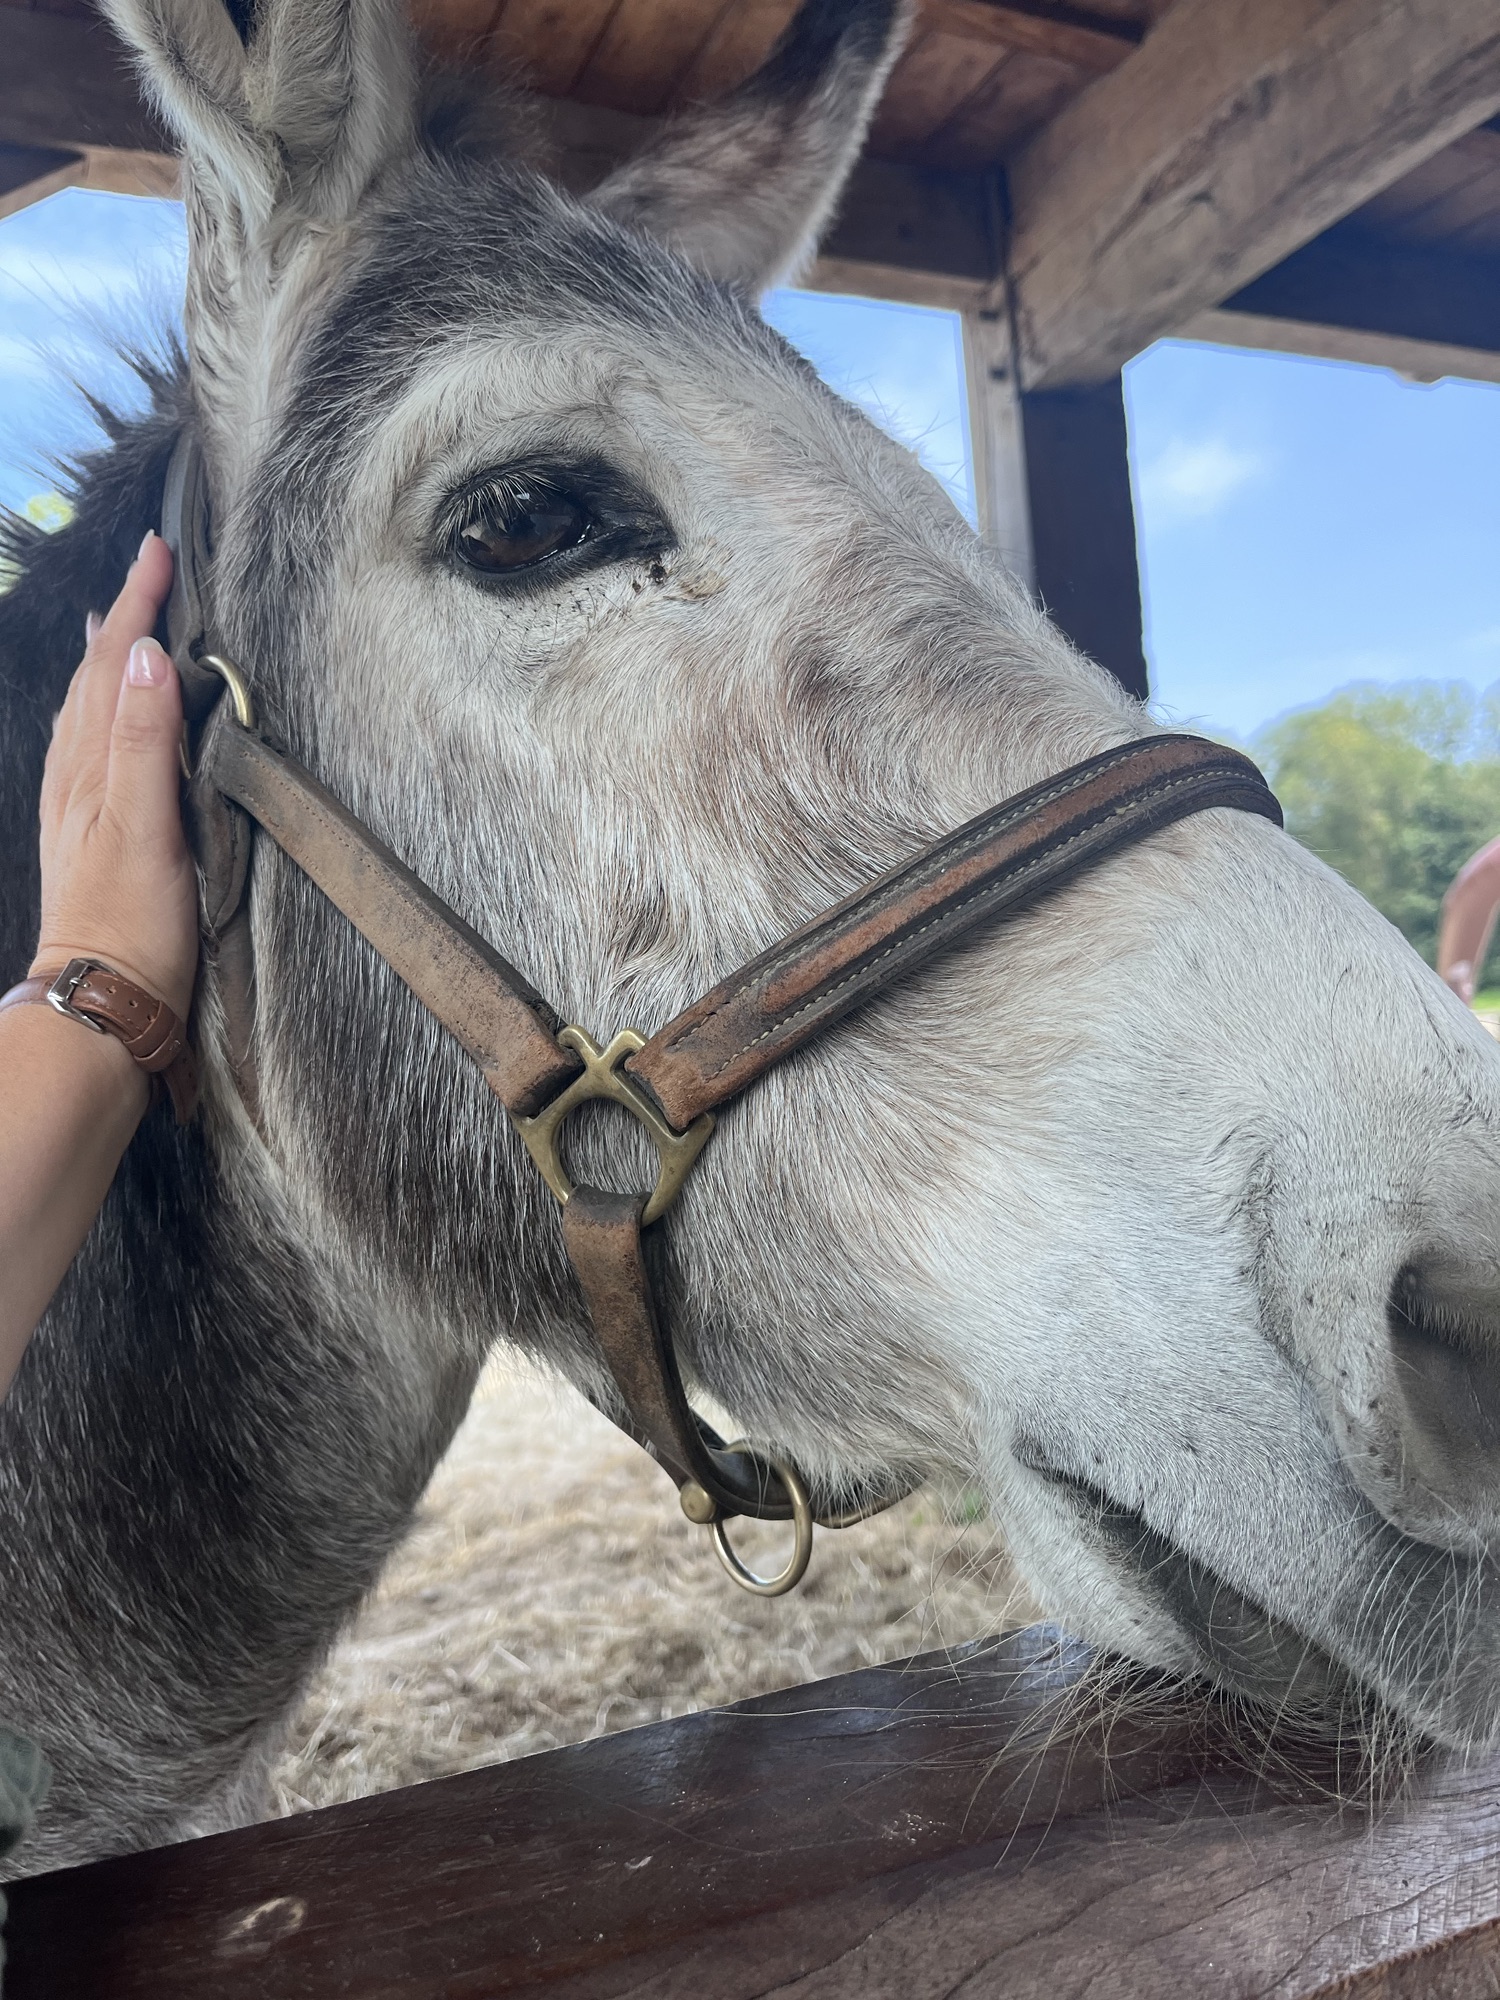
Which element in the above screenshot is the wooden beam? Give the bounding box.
[1179,306,1500,388]
[9,1623,1500,1997]
[1221,220,1500,356]
[540,96,1002,308]
[0,25,998,307]
[1006,0,1500,390]
[0,9,167,156]
[817,158,998,297]
[933,0,1141,76]
[546,1752,1500,1998]
[1179,223,1500,385]
[0,143,81,223]
[0,144,78,203]
[963,306,1035,582]
[964,310,1149,699]
[0,1628,1209,1998]
[0,145,179,223]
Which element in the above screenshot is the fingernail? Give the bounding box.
[127,638,169,688]
[85,611,102,645]
[137,530,156,561]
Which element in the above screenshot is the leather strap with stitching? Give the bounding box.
[0,968,199,1124]
[194,722,1278,1524]
[628,735,1281,1129]
[559,1185,909,1523]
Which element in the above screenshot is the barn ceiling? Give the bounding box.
[2,0,1173,169]
[2,0,1498,386]
[417,0,1172,169]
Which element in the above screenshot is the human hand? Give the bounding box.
[29,533,198,1024]
[1445,959,1476,1005]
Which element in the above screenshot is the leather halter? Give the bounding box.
[161,429,1283,1593]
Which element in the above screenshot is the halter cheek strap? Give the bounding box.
[162,427,1284,1594]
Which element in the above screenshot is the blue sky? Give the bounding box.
[3,187,1497,744]
[1125,341,1500,739]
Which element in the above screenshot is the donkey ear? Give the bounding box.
[101,0,417,234]
[586,0,912,292]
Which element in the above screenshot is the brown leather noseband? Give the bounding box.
[162,431,1283,1594]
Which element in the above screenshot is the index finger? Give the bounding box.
[56,533,176,764]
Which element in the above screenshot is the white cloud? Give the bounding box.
[1136,436,1267,526]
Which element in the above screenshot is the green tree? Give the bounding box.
[1255,683,1500,975]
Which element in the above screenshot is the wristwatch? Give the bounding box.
[0,958,199,1124]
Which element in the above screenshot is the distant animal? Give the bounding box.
[2,0,1499,1873]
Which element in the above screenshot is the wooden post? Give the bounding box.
[961,305,1033,589]
[964,308,1149,701]
[1021,376,1150,702]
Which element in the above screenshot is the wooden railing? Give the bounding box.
[7,1624,1500,1996]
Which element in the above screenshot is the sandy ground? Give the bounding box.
[270,1358,1035,1815]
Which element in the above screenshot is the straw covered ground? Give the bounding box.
[269,1359,1034,1815]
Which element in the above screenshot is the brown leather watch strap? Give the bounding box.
[0,965,199,1123]
[627,735,1281,1130]
[203,723,583,1119]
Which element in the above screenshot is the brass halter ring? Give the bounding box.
[703,1445,815,1597]
[179,654,258,779]
[199,654,256,729]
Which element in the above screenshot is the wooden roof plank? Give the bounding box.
[662,0,793,100]
[489,0,626,100]
[1007,0,1500,389]
[1356,128,1500,252]
[869,27,1014,154]
[920,45,1082,167]
[932,0,1139,76]
[576,0,729,115]
[407,0,506,62]
[0,7,165,154]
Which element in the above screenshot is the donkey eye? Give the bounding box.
[450,476,592,573]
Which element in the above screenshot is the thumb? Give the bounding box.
[103,638,186,849]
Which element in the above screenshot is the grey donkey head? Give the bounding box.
[102,0,1500,1762]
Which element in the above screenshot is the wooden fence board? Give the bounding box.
[530,1758,1500,1998]
[8,1624,1500,1997]
[2,1629,1208,1998]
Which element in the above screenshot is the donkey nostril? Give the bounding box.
[1380,1263,1500,1545]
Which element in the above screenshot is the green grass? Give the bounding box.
[1473,990,1500,1013]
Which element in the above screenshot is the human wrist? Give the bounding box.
[0,985,150,1123]
[17,956,198,1124]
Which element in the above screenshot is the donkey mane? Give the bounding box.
[0,364,185,967]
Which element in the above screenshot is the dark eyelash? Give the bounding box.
[447,473,543,539]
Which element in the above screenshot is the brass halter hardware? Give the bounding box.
[200,654,256,730]
[510,1026,715,1227]
[181,654,258,781]
[684,1445,815,1597]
